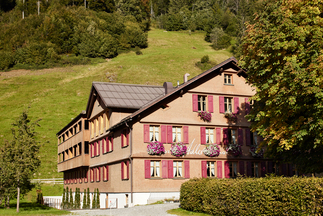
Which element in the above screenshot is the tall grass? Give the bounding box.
[0,28,232,179]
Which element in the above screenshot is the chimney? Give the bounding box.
[184,73,190,83]
[163,82,173,95]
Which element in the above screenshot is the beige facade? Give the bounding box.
[57,58,294,209]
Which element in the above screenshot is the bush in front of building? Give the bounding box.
[180,176,323,215]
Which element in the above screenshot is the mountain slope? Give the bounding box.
[0,28,232,178]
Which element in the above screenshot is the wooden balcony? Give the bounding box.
[57,154,89,172]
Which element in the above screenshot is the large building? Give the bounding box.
[57,57,294,209]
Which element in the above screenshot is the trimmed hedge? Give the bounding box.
[180,177,323,215]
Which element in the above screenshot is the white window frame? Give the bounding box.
[150,161,161,178]
[173,161,183,178]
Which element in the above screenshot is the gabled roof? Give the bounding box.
[108,57,246,130]
[86,82,165,118]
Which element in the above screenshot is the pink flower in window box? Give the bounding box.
[198,111,212,122]
[147,141,165,155]
[249,145,264,158]
[225,143,242,157]
[203,144,220,157]
[170,142,187,157]
[224,112,238,122]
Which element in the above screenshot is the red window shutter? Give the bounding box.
[245,98,250,114]
[161,125,167,143]
[110,136,114,151]
[246,128,251,146]
[268,161,273,173]
[224,161,230,178]
[192,94,198,112]
[106,137,109,152]
[208,95,214,113]
[239,161,245,175]
[121,162,124,180]
[145,160,150,179]
[86,170,88,182]
[168,160,173,178]
[261,162,266,177]
[288,164,293,177]
[184,161,190,178]
[126,129,129,146]
[94,168,96,182]
[102,139,105,153]
[127,160,129,179]
[183,126,189,144]
[282,164,287,176]
[99,167,101,181]
[98,141,100,155]
[247,162,252,177]
[238,129,243,146]
[144,124,150,143]
[223,128,228,145]
[167,125,173,144]
[121,130,124,147]
[217,161,223,178]
[94,142,97,156]
[219,96,225,113]
[201,161,207,178]
[200,127,206,144]
[234,97,239,114]
[162,160,168,178]
[216,128,221,144]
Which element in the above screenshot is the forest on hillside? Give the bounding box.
[0,0,263,71]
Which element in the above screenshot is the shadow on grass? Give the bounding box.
[0,201,70,215]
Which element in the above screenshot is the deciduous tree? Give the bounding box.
[241,0,323,173]
[0,109,41,212]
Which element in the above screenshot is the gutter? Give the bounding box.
[125,121,133,206]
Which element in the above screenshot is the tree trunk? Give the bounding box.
[6,195,9,209]
[17,186,20,212]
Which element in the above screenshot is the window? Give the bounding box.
[96,167,101,182]
[96,118,99,136]
[105,112,109,130]
[85,120,89,130]
[172,127,181,142]
[103,165,109,181]
[121,161,129,180]
[198,95,206,111]
[84,169,88,183]
[224,97,232,113]
[228,129,236,144]
[100,116,103,135]
[150,161,160,177]
[207,162,215,177]
[173,161,183,177]
[224,74,232,84]
[229,162,238,178]
[252,162,259,177]
[91,121,94,138]
[206,128,214,144]
[73,145,77,157]
[122,129,129,148]
[253,132,258,145]
[150,126,159,141]
[84,141,89,154]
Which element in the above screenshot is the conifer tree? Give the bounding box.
[70,188,74,209]
[86,188,90,209]
[62,188,66,209]
[92,190,96,209]
[82,189,87,209]
[96,188,100,209]
[65,186,69,209]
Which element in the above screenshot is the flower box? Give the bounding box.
[147,141,165,156]
[198,111,212,122]
[170,142,187,157]
[249,145,264,158]
[203,144,220,157]
[225,143,242,157]
[224,112,237,122]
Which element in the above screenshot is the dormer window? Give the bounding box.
[224,74,232,84]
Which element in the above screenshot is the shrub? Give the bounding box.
[0,50,14,70]
[201,55,209,64]
[180,177,323,215]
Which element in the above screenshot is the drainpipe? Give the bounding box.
[125,122,133,206]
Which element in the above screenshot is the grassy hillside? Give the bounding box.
[0,28,232,178]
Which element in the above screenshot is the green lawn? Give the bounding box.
[167,208,212,216]
[0,28,232,179]
[0,202,69,216]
